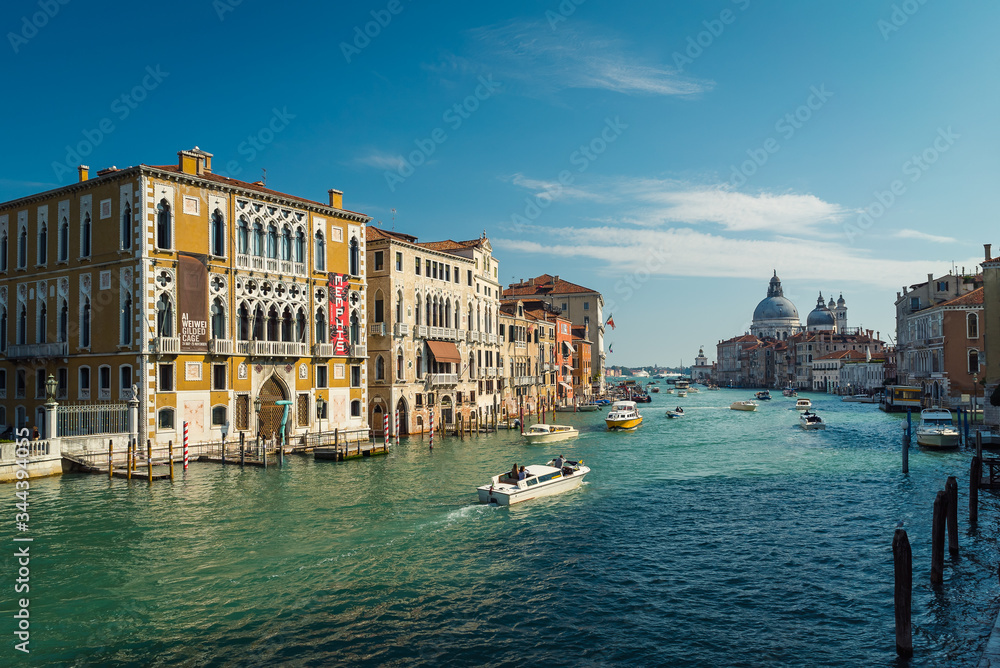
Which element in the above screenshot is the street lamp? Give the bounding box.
[973,373,979,424]
[254,395,263,438]
[45,373,57,402]
[316,397,327,435]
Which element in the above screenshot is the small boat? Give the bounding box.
[799,411,826,430]
[687,387,699,394]
[755,390,771,401]
[730,401,758,411]
[677,389,688,397]
[524,423,579,444]
[665,388,675,394]
[633,393,652,403]
[666,408,685,418]
[795,398,812,411]
[915,407,960,449]
[707,385,720,391]
[606,400,643,430]
[576,402,601,412]
[650,386,660,393]
[477,458,590,506]
[594,399,611,406]
[782,388,798,397]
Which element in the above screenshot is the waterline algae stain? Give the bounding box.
[7,389,1000,666]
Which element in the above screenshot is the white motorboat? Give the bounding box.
[478,459,590,506]
[523,423,579,444]
[606,400,643,430]
[687,387,699,394]
[555,403,601,413]
[666,408,685,418]
[665,388,675,394]
[730,401,758,412]
[795,398,812,411]
[650,386,660,393]
[677,389,688,397]
[799,411,826,430]
[915,407,960,449]
[782,388,798,397]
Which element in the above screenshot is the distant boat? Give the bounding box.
[782,388,798,397]
[730,401,758,412]
[795,398,812,411]
[634,370,650,378]
[755,390,771,401]
[666,408,685,418]
[523,423,579,444]
[677,389,688,397]
[799,411,826,430]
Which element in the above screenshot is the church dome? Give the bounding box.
[752,272,800,322]
[807,293,836,328]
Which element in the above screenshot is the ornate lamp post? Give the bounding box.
[43,373,58,439]
[316,397,327,436]
[253,395,263,438]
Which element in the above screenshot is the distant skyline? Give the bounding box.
[2,1,995,366]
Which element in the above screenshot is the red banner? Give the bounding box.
[329,273,349,355]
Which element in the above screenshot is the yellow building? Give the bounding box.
[0,147,369,447]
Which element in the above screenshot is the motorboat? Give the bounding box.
[605,401,643,430]
[687,387,699,394]
[665,388,675,394]
[795,398,812,411]
[477,459,590,506]
[799,411,826,430]
[915,407,960,449]
[755,390,771,401]
[677,389,688,397]
[666,408,685,418]
[782,388,798,397]
[707,385,720,391]
[524,423,579,444]
[650,386,660,393]
[730,401,758,411]
[576,402,602,412]
[633,393,652,403]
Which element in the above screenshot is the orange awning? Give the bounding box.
[426,340,462,364]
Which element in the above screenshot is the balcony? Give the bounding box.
[235,340,308,357]
[468,331,480,343]
[416,325,428,338]
[152,337,180,354]
[487,333,497,345]
[350,344,367,358]
[313,343,335,357]
[369,323,386,336]
[428,373,458,386]
[208,338,234,355]
[428,327,458,341]
[394,323,409,337]
[6,341,69,359]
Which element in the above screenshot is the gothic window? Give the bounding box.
[211,209,226,257]
[81,298,91,348]
[58,300,68,342]
[350,311,360,345]
[80,212,91,257]
[0,229,6,271]
[156,200,171,249]
[396,349,404,380]
[17,226,27,268]
[281,306,293,342]
[211,298,225,339]
[266,305,279,341]
[375,355,385,381]
[252,221,264,256]
[237,216,249,254]
[281,226,292,261]
[121,203,132,250]
[374,290,384,323]
[156,294,173,337]
[36,302,46,343]
[395,290,403,322]
[238,302,250,340]
[415,295,421,326]
[0,307,6,352]
[315,231,327,272]
[16,304,26,345]
[315,308,327,344]
[57,217,69,261]
[348,236,359,275]
[294,227,305,263]
[295,308,306,343]
[37,222,47,265]
[120,291,132,345]
[266,224,278,259]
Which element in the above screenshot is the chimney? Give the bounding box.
[328,189,343,209]
[927,273,933,284]
[178,149,206,176]
[986,244,992,262]
[78,165,89,182]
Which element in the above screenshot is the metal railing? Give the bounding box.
[58,402,129,438]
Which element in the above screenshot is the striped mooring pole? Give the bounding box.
[383,413,389,449]
[429,411,434,449]
[394,410,399,446]
[183,421,189,471]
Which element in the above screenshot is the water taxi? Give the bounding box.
[755,390,771,401]
[730,401,758,411]
[799,411,826,430]
[677,389,688,397]
[523,424,579,444]
[666,408,685,418]
[782,388,798,397]
[605,401,643,430]
[915,408,960,449]
[795,398,812,411]
[477,458,590,506]
[665,388,675,394]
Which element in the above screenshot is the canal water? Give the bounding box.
[5,387,1000,666]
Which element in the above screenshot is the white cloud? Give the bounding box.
[894,229,957,244]
[464,21,711,97]
[355,150,407,171]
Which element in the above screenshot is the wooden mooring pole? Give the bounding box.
[931,489,948,585]
[946,476,959,555]
[971,455,980,524]
[977,430,983,461]
[168,440,174,481]
[108,439,113,480]
[902,422,910,474]
[239,432,245,468]
[147,439,153,484]
[893,526,913,658]
[126,438,132,482]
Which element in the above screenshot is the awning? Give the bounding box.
[426,340,462,364]
[559,382,573,391]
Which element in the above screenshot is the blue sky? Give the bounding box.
[2,0,996,366]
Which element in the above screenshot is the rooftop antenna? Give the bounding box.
[261,168,267,186]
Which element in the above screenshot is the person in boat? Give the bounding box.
[553,455,565,469]
[676,407,683,413]
[510,463,518,481]
[518,466,527,481]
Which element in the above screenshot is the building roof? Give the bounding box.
[939,286,984,308]
[365,226,418,244]
[504,274,597,297]
[815,350,867,361]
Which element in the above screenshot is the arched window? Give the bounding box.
[211,298,225,339]
[212,405,228,426]
[350,311,360,345]
[969,349,980,374]
[37,222,47,265]
[238,302,250,340]
[280,306,293,342]
[121,291,132,345]
[294,228,305,263]
[455,303,461,331]
[426,299,431,328]
[16,304,26,345]
[348,236,359,275]
[395,290,403,322]
[211,209,225,257]
[374,290,384,323]
[267,305,279,341]
[81,298,91,348]
[252,222,264,256]
[315,307,328,343]
[396,349,404,380]
[121,203,132,250]
[252,304,265,340]
[17,226,27,268]
[266,224,278,259]
[315,231,327,272]
[295,308,306,342]
[968,313,979,339]
[0,229,7,271]
[36,302,46,343]
[467,305,473,330]
[350,400,361,417]
[445,299,452,329]
[156,294,173,337]
[375,355,385,381]
[416,352,423,379]
[156,200,171,249]
[281,226,292,261]
[415,295,422,326]
[237,216,249,255]
[80,213,91,257]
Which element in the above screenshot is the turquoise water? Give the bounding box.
[4,387,999,666]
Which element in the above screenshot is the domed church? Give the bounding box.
[750,272,848,340]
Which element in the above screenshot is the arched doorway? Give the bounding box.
[441,395,453,427]
[372,403,385,435]
[258,375,288,440]
[395,398,409,436]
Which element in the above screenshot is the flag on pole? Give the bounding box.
[609,344,614,354]
[606,314,616,330]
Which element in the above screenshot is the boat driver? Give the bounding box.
[553,455,565,469]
